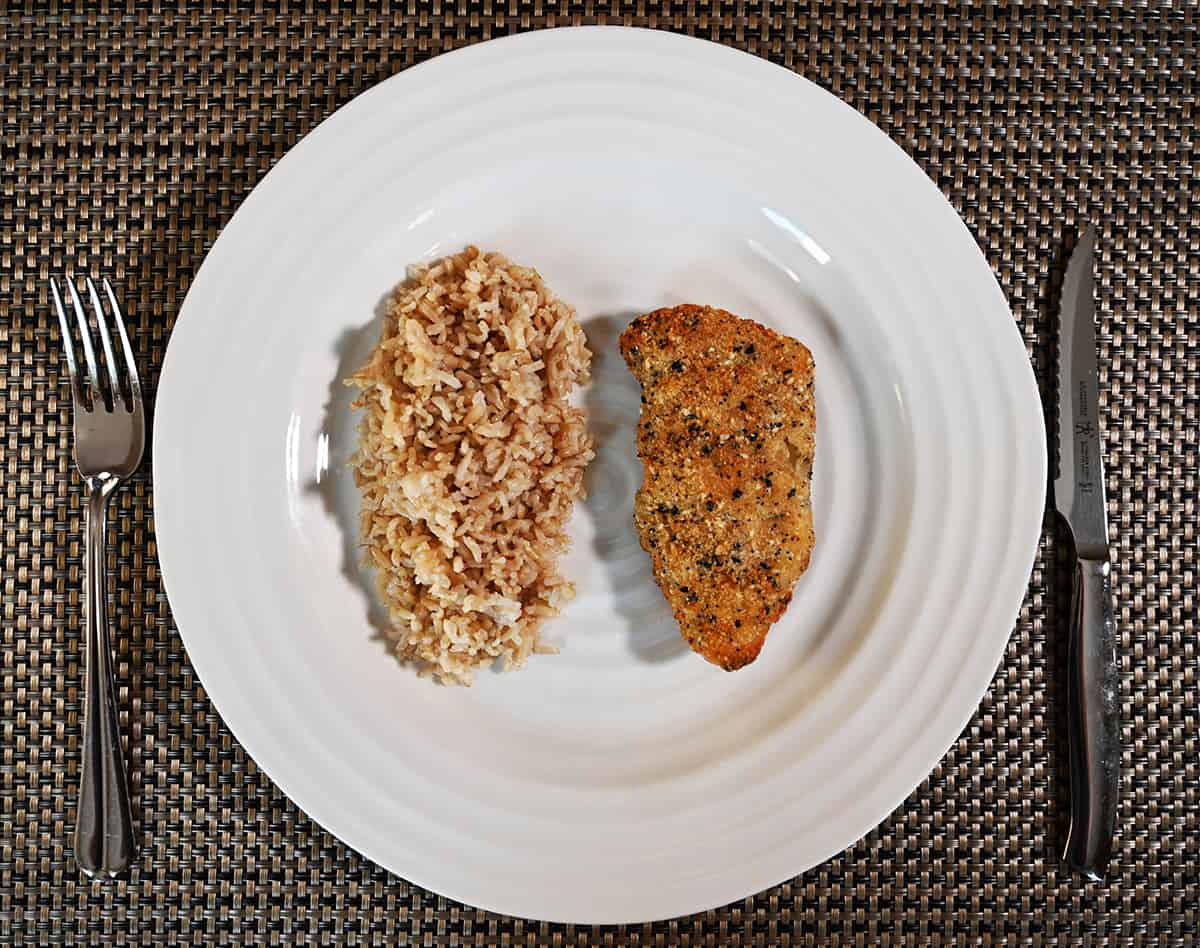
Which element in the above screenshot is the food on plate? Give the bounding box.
[347,247,594,684]
[618,304,816,670]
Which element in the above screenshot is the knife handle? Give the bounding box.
[1063,555,1120,880]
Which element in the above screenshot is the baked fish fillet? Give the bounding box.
[619,305,816,669]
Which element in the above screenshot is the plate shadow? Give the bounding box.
[581,311,689,664]
[306,292,393,652]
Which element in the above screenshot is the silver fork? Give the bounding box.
[50,275,144,877]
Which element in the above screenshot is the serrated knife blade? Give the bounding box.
[1055,224,1109,559]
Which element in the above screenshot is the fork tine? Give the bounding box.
[64,278,102,404]
[102,278,142,406]
[86,277,123,408]
[49,278,86,405]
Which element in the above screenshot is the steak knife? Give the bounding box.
[1054,224,1119,880]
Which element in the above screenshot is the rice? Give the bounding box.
[347,247,594,684]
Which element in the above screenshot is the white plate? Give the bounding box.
[154,27,1046,923]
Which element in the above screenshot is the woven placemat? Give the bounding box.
[2,3,1196,944]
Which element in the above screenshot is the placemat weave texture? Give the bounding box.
[2,3,1196,944]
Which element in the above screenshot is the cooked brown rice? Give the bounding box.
[347,247,593,684]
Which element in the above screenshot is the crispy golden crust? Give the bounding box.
[618,304,815,670]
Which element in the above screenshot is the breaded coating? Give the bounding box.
[619,305,815,670]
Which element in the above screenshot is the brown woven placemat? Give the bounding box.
[2,2,1196,944]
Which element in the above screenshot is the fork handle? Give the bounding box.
[74,480,137,877]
